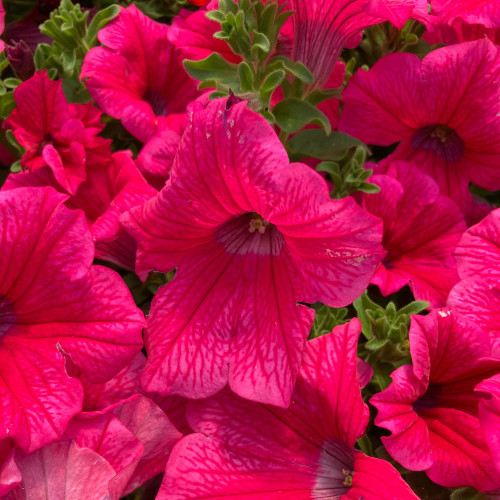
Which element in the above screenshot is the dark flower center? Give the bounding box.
[216,212,284,256]
[143,89,167,116]
[411,124,464,162]
[0,295,16,339]
[315,438,355,497]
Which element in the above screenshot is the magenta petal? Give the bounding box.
[81,5,199,142]
[371,364,433,471]
[0,339,83,453]
[340,39,500,210]
[347,452,419,499]
[448,278,500,355]
[372,309,500,490]
[276,163,385,307]
[454,208,500,280]
[15,265,145,383]
[0,187,145,453]
[477,374,500,473]
[125,99,382,405]
[11,441,116,499]
[0,441,20,496]
[65,414,143,499]
[163,321,410,499]
[82,352,146,411]
[423,408,499,490]
[141,243,313,407]
[0,187,93,289]
[107,395,183,495]
[364,0,429,28]
[362,164,465,307]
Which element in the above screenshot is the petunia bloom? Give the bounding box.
[453,208,500,281]
[424,0,500,45]
[371,308,500,491]
[162,320,418,499]
[81,5,199,143]
[2,150,157,273]
[285,0,428,89]
[361,161,466,307]
[122,97,384,407]
[476,374,500,474]
[339,38,500,210]
[0,186,145,452]
[5,71,110,195]
[4,395,181,499]
[448,208,500,354]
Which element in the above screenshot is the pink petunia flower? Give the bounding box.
[81,5,199,143]
[361,161,466,307]
[448,278,500,356]
[339,38,500,210]
[169,1,241,64]
[162,320,418,500]
[4,71,110,195]
[136,113,187,190]
[0,186,145,453]
[448,208,500,354]
[122,98,384,407]
[371,308,500,491]
[285,0,428,89]
[81,352,147,412]
[3,150,157,273]
[454,208,500,281]
[476,374,500,474]
[3,395,181,499]
[424,0,500,45]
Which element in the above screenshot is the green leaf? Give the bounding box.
[184,53,239,85]
[259,69,285,104]
[5,129,25,155]
[309,304,349,339]
[238,62,254,92]
[251,31,271,54]
[205,10,226,23]
[365,338,390,351]
[273,98,331,134]
[353,292,384,340]
[398,301,429,317]
[306,88,342,106]
[3,78,22,89]
[270,56,314,84]
[450,487,486,500]
[219,0,239,15]
[287,129,364,161]
[359,182,381,194]
[86,5,120,46]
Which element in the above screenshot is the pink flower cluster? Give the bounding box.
[0,0,499,498]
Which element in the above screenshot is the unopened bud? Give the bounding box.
[5,41,35,81]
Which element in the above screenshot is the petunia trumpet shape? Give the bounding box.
[162,320,418,499]
[81,5,199,143]
[285,0,428,89]
[371,308,500,491]
[361,161,466,307]
[339,38,500,210]
[0,187,145,452]
[5,71,110,195]
[122,98,384,407]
